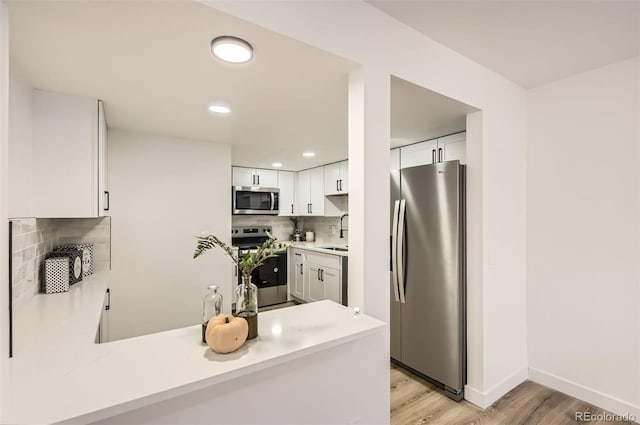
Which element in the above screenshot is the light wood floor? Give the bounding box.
[391,362,637,425]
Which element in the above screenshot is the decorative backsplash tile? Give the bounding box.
[10,217,111,305]
[231,216,295,241]
[302,216,349,245]
[231,215,348,245]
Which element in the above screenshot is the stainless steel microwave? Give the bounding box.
[232,186,280,215]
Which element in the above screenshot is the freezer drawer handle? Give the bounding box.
[397,199,407,304]
[391,200,400,303]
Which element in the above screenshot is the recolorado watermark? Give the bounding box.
[575,411,637,422]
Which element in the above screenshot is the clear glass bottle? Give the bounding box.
[202,285,223,343]
[236,275,258,339]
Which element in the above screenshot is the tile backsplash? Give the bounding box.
[303,216,349,245]
[10,217,111,305]
[231,214,348,245]
[232,216,295,241]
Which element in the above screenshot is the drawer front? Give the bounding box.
[305,251,341,269]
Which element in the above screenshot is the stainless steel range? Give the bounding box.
[232,226,287,308]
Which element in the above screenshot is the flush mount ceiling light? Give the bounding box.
[302,151,316,158]
[272,162,283,168]
[211,36,253,63]
[208,104,231,115]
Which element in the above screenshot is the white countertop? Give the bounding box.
[289,241,349,257]
[3,272,382,424]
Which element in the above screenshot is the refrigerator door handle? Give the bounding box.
[391,200,400,303]
[397,199,407,304]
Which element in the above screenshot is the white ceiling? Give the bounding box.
[8,1,358,171]
[9,1,480,170]
[370,1,640,89]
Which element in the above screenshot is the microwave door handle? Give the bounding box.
[270,192,275,211]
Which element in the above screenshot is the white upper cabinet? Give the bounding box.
[309,167,325,216]
[296,169,311,216]
[324,160,348,195]
[232,167,278,187]
[400,132,466,169]
[296,167,325,216]
[400,139,438,169]
[390,148,400,171]
[324,162,340,195]
[32,90,108,218]
[98,100,109,216]
[232,167,254,186]
[438,132,466,164]
[278,171,296,216]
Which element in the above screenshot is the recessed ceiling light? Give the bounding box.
[302,152,315,158]
[208,104,231,115]
[272,162,283,168]
[211,36,253,64]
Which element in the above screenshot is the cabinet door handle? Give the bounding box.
[104,191,110,211]
[432,149,436,164]
[336,180,339,192]
[234,266,238,277]
[300,264,303,275]
[438,147,443,162]
[320,269,324,282]
[339,179,343,191]
[291,204,294,214]
[310,203,313,214]
[317,269,321,281]
[257,174,260,185]
[105,288,111,311]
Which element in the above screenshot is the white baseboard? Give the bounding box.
[529,367,640,421]
[463,384,485,408]
[464,367,528,409]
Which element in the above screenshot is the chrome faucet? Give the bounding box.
[339,213,349,239]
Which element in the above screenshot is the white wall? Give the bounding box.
[527,57,640,417]
[206,0,528,407]
[7,65,33,218]
[108,129,231,341]
[0,1,11,416]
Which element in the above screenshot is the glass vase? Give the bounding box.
[202,285,223,343]
[236,275,258,339]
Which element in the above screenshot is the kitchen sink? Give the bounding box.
[319,247,348,252]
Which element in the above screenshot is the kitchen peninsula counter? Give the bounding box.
[3,273,386,424]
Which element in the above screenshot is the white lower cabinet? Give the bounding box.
[289,249,305,300]
[289,248,347,305]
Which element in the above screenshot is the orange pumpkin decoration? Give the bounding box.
[205,314,248,354]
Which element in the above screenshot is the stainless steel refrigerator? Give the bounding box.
[390,160,466,401]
